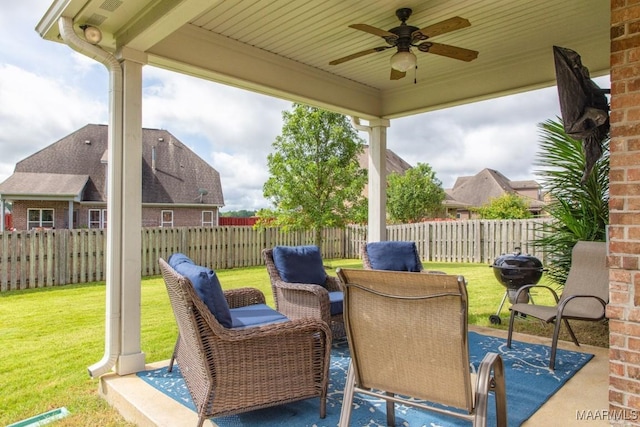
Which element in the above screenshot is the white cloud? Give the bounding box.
[143,68,289,161]
[210,151,270,211]
[141,68,292,210]
[387,86,566,188]
[0,64,107,180]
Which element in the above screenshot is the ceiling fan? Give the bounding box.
[329,8,478,80]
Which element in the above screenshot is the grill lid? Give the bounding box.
[491,247,544,290]
[492,247,543,270]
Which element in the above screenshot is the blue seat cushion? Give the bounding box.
[230,304,289,329]
[168,253,232,328]
[272,245,327,285]
[366,241,422,272]
[329,291,344,316]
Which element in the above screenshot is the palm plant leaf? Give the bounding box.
[533,119,609,285]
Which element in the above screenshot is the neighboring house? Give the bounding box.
[445,168,546,219]
[357,145,412,199]
[356,150,545,221]
[0,124,224,230]
[357,145,413,176]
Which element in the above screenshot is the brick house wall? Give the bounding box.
[11,201,218,230]
[609,1,640,423]
[12,200,75,229]
[141,206,218,227]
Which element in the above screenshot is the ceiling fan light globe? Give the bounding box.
[390,51,416,72]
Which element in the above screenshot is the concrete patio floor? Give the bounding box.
[100,325,610,427]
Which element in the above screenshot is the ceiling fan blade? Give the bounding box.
[412,16,471,40]
[418,42,478,62]
[390,68,406,80]
[349,23,398,40]
[329,46,391,65]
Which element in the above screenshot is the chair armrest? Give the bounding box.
[557,294,608,318]
[325,275,343,292]
[274,280,329,295]
[216,316,332,343]
[272,280,332,323]
[224,287,266,308]
[475,352,507,425]
[513,284,560,304]
[190,287,331,342]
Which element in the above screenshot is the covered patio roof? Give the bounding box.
[35,0,611,385]
[37,0,609,120]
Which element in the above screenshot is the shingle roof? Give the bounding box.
[446,168,544,209]
[358,146,412,175]
[0,172,89,199]
[0,124,224,206]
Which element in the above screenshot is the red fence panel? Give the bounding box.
[218,217,258,226]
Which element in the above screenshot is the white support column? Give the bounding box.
[1,199,5,232]
[115,48,146,375]
[352,117,390,242]
[68,200,74,229]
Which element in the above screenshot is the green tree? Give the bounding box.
[534,118,609,285]
[474,193,532,219]
[256,103,367,248]
[386,163,446,223]
[220,210,256,217]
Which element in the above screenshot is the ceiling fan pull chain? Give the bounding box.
[414,65,418,84]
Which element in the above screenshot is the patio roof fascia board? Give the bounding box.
[146,24,385,120]
[35,0,81,40]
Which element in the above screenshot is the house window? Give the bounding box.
[28,208,54,229]
[89,209,107,228]
[161,210,173,227]
[202,211,214,227]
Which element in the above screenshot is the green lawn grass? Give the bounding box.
[0,259,606,426]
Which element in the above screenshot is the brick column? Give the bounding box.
[609,1,640,424]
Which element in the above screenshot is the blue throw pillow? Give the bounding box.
[168,253,232,328]
[366,241,422,272]
[272,245,327,285]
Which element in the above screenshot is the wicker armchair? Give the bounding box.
[262,247,345,339]
[337,268,507,427]
[159,258,331,427]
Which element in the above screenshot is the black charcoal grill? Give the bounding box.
[489,247,544,325]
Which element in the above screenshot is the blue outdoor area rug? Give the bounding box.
[137,331,593,427]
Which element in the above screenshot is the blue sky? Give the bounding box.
[0,0,610,211]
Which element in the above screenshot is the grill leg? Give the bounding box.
[495,291,508,316]
[489,291,509,324]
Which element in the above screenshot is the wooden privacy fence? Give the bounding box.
[0,219,551,291]
[384,219,550,264]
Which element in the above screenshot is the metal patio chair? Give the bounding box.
[337,268,507,427]
[507,240,609,370]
